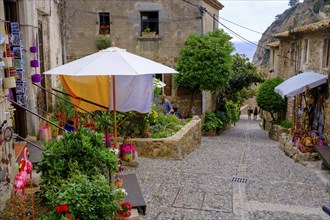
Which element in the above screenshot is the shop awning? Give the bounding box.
[274,71,328,98]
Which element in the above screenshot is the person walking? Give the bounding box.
[253,107,259,120]
[247,106,253,120]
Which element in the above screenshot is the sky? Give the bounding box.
[219,0,294,42]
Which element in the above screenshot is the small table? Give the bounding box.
[121,174,146,215]
[314,145,330,169]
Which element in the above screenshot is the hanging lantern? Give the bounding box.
[31,74,42,83]
[31,60,39,67]
[30,46,37,53]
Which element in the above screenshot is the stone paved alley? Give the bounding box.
[124,116,330,220]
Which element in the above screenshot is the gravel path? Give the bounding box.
[123,116,330,220]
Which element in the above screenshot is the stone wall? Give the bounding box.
[278,133,319,162]
[133,117,201,160]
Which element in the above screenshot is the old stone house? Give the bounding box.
[0,0,62,210]
[268,19,330,136]
[65,0,223,116]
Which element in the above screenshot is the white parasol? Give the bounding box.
[43,45,177,144]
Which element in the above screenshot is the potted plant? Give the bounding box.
[100,24,110,35]
[202,111,223,136]
[141,27,156,37]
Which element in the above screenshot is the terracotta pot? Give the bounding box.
[31,60,39,67]
[115,178,124,188]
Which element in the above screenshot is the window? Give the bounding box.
[323,39,330,68]
[141,11,159,34]
[99,12,110,35]
[303,39,308,63]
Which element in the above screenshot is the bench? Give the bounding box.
[314,145,330,169]
[121,174,147,215]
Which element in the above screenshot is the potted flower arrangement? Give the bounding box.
[100,24,110,35]
[115,202,132,219]
[114,160,124,188]
[141,26,156,37]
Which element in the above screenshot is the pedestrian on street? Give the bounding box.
[247,106,253,120]
[253,107,259,120]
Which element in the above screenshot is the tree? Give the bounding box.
[256,77,287,120]
[175,29,234,115]
[217,53,265,111]
[289,0,299,7]
[228,53,265,94]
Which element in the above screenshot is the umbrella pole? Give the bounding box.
[113,75,117,148]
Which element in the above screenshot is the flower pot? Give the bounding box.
[3,77,16,89]
[115,178,123,188]
[114,212,131,220]
[31,60,39,67]
[30,46,38,53]
[141,32,156,38]
[32,74,42,83]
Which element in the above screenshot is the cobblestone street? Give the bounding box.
[124,116,330,220]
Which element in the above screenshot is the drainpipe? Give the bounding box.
[198,6,206,35]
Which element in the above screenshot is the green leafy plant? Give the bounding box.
[143,27,151,32]
[225,100,240,124]
[42,173,119,220]
[53,87,75,121]
[202,111,223,132]
[36,128,119,197]
[96,36,110,50]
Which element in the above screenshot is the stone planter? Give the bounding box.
[141,32,156,38]
[269,124,290,141]
[132,118,202,160]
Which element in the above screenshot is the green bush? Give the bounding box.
[225,101,240,124]
[273,119,292,129]
[96,36,110,50]
[36,128,118,195]
[256,77,286,120]
[202,111,223,132]
[40,173,119,220]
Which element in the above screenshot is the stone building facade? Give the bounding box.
[65,0,223,117]
[0,0,62,210]
[269,19,330,137]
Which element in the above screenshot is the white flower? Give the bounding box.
[115,188,128,196]
[109,148,119,155]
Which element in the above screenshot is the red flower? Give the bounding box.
[123,212,131,218]
[122,202,132,213]
[66,214,71,219]
[56,204,69,214]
